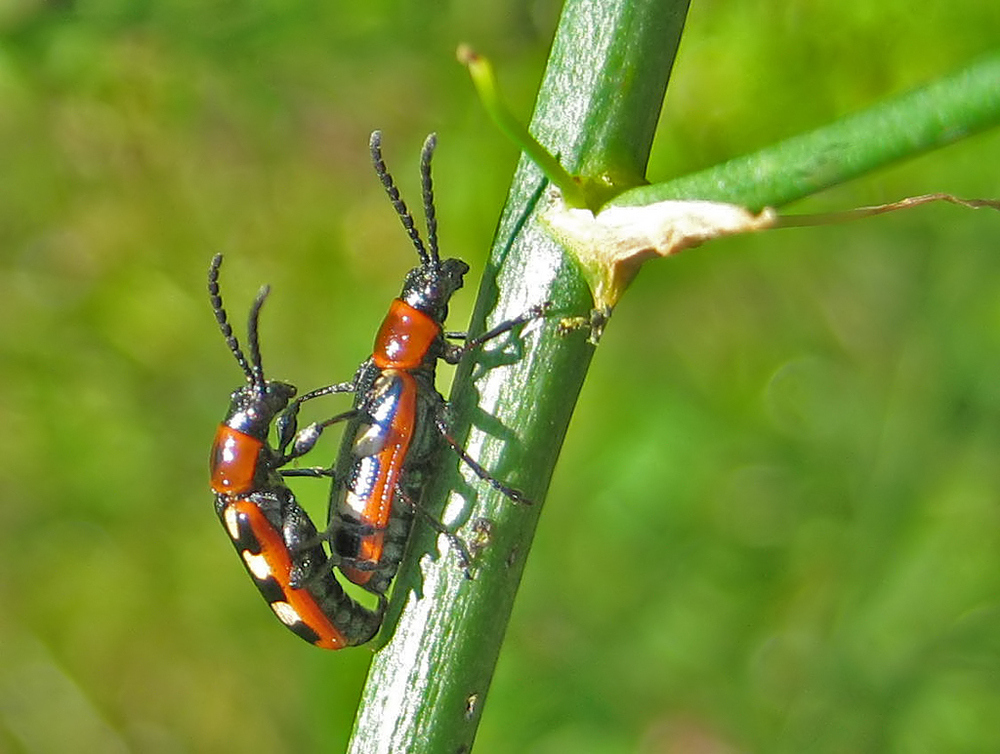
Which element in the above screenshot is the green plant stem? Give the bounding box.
[614,50,1000,211]
[346,1,689,752]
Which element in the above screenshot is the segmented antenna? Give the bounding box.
[208,254,254,384]
[246,285,270,396]
[369,130,433,269]
[419,133,439,265]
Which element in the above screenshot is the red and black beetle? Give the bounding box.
[208,254,383,649]
[326,132,546,595]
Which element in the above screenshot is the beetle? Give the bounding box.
[326,132,547,595]
[208,254,383,649]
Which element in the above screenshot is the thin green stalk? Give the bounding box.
[458,45,586,209]
[346,0,689,752]
[615,50,1000,211]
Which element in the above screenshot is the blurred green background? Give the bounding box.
[2,0,1000,751]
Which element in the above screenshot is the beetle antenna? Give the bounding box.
[419,133,439,266]
[246,285,270,396]
[208,254,255,384]
[370,130,432,268]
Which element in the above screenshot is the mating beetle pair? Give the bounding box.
[208,132,546,648]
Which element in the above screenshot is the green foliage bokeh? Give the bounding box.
[1,1,999,751]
